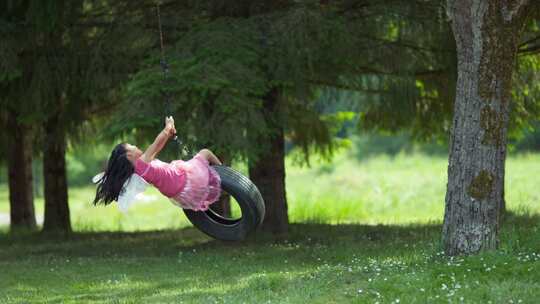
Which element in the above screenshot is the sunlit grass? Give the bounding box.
[286,150,540,225]
[1,215,539,303]
[1,152,540,303]
[1,151,540,231]
[286,151,447,225]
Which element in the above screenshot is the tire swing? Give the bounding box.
[155,5,265,241]
[183,165,265,241]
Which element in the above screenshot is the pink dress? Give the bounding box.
[134,152,221,211]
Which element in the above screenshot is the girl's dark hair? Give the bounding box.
[93,143,134,206]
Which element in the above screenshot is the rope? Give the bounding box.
[156,4,191,157]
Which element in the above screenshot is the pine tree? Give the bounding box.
[1,1,38,231]
[1,0,152,232]
[124,2,362,234]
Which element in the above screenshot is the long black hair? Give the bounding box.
[93,143,134,206]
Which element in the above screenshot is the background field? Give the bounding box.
[2,148,540,232]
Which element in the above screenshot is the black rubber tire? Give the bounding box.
[182,165,265,241]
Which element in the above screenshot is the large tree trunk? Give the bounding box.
[7,114,36,230]
[443,0,530,255]
[249,89,289,235]
[42,114,71,233]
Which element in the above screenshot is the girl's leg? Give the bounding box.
[198,149,222,166]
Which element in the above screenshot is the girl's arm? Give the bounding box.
[140,116,176,162]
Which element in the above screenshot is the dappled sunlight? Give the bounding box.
[2,220,539,302]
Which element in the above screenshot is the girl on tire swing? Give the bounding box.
[93,116,223,212]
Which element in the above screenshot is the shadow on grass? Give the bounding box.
[1,211,537,260]
[0,222,439,303]
[0,213,539,303]
[0,222,442,260]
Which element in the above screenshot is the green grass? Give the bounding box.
[287,151,540,225]
[1,151,540,303]
[1,214,539,303]
[2,151,540,231]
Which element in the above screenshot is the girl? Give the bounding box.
[93,116,223,212]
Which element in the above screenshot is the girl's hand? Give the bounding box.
[164,116,176,137]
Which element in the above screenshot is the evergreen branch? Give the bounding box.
[83,103,119,120]
[519,35,540,48]
[364,35,454,54]
[309,80,385,94]
[352,65,448,77]
[415,69,449,76]
[518,43,540,55]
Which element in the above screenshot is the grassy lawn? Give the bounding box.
[1,151,540,303]
[1,151,540,231]
[1,215,539,303]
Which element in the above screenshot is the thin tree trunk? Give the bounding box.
[7,114,36,230]
[249,89,288,235]
[443,0,530,255]
[210,153,231,217]
[211,193,232,217]
[42,113,71,233]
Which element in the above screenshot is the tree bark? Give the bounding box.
[443,0,530,255]
[42,113,71,233]
[7,114,37,230]
[211,194,232,217]
[249,89,289,235]
[210,153,231,217]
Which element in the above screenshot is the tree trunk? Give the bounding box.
[249,89,289,235]
[443,0,530,255]
[210,153,231,217]
[211,194,232,217]
[7,114,36,230]
[42,114,71,233]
